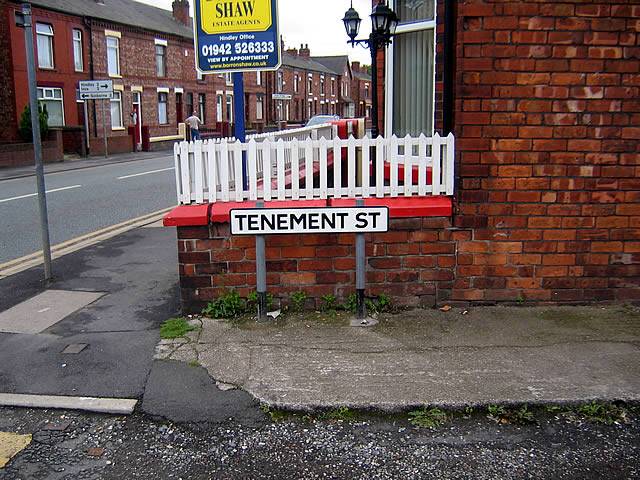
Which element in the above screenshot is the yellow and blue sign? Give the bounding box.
[194,0,281,73]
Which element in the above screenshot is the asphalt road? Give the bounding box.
[0,155,177,264]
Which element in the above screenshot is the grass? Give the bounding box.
[576,402,629,425]
[408,407,448,429]
[318,407,357,422]
[160,318,197,339]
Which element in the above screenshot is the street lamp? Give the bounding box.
[343,1,398,138]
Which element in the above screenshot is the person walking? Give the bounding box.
[185,111,202,141]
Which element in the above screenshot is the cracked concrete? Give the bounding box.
[163,305,640,411]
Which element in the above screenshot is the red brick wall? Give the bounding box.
[453,0,640,303]
[0,1,17,142]
[177,217,456,313]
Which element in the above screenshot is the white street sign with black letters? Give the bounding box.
[231,207,389,235]
[78,80,114,100]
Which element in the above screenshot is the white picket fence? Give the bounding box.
[174,132,455,205]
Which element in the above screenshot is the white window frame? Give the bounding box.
[106,35,121,77]
[155,44,167,78]
[293,74,299,94]
[277,71,284,93]
[36,23,54,69]
[37,87,64,126]
[256,95,264,121]
[384,0,437,136]
[158,92,169,124]
[110,91,123,130]
[226,94,234,123]
[72,29,83,72]
[256,71,262,86]
[225,73,233,86]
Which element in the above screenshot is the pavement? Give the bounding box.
[0,215,638,423]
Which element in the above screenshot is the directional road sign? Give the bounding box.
[79,80,114,100]
[194,0,281,74]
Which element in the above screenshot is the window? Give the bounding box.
[36,23,54,69]
[37,87,64,126]
[176,92,183,124]
[110,91,123,129]
[198,93,206,124]
[216,94,223,122]
[320,76,325,96]
[365,83,370,99]
[106,36,120,76]
[225,73,233,85]
[341,81,348,98]
[331,78,336,96]
[277,71,284,92]
[308,74,313,94]
[226,94,233,123]
[155,45,166,77]
[389,0,436,136]
[196,69,204,81]
[72,29,83,72]
[293,74,299,93]
[158,92,168,124]
[256,71,262,86]
[256,95,264,121]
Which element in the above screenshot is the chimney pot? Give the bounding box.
[172,0,190,26]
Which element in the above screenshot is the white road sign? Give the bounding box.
[230,207,389,235]
[79,80,113,100]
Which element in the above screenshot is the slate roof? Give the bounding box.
[312,56,351,76]
[27,0,193,38]
[354,70,372,81]
[282,53,336,75]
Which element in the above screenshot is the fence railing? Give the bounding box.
[174,133,455,205]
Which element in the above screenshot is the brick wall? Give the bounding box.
[0,1,17,142]
[453,0,640,303]
[176,217,456,313]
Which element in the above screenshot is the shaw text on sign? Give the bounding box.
[230,207,389,235]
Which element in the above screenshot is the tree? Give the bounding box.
[18,104,49,143]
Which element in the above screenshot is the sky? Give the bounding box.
[137,0,374,65]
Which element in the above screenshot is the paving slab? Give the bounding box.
[0,431,32,468]
[0,290,104,334]
[181,306,640,411]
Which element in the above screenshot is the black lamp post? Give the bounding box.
[343,1,398,138]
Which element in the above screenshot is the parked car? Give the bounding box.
[305,115,340,127]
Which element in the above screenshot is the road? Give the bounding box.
[0,155,177,264]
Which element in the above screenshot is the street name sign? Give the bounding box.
[230,207,389,235]
[78,80,113,100]
[194,0,281,73]
[272,93,292,100]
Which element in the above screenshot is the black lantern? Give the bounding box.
[342,1,399,140]
[370,1,397,37]
[342,3,362,42]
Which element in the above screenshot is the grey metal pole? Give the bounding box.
[355,199,366,319]
[255,201,268,321]
[21,2,53,282]
[83,100,90,154]
[102,100,108,157]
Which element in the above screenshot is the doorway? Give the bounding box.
[132,91,142,150]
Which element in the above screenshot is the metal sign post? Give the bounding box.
[255,202,268,321]
[233,72,248,189]
[355,199,366,320]
[79,81,113,158]
[16,3,53,282]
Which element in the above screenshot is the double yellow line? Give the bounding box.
[0,207,173,279]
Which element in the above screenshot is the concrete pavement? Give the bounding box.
[160,306,640,412]
[0,214,638,421]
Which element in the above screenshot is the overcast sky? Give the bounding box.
[137,0,373,64]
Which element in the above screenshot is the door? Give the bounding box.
[176,92,183,124]
[132,92,142,149]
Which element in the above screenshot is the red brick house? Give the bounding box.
[372,0,639,303]
[351,61,372,123]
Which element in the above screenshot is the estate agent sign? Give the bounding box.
[194,0,281,73]
[231,207,389,235]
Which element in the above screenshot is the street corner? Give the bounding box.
[0,431,32,468]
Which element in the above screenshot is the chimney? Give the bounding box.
[172,0,190,26]
[286,47,298,57]
[299,43,310,57]
[352,61,360,73]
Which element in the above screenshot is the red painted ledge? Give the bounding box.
[164,196,453,227]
